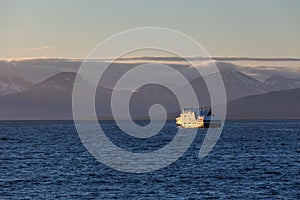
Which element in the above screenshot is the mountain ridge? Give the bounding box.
[0,71,299,120]
[227,88,300,119]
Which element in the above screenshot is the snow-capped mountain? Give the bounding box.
[182,69,265,103]
[262,76,300,92]
[0,76,33,95]
[220,70,265,100]
[0,72,115,119]
[30,72,77,93]
[0,72,83,120]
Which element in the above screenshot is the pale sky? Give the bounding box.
[0,0,299,59]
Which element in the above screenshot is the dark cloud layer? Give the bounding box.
[114,56,300,62]
[0,57,299,83]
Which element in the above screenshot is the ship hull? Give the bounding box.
[203,120,222,128]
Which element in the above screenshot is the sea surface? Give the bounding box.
[0,120,299,199]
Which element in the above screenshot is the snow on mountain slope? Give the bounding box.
[263,76,300,92]
[31,72,76,93]
[220,70,265,100]
[0,76,33,95]
[182,69,265,103]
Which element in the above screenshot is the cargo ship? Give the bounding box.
[176,107,221,128]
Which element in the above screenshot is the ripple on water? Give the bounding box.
[0,120,299,199]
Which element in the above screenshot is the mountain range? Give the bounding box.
[0,69,299,120]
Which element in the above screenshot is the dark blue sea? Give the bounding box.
[1,120,299,199]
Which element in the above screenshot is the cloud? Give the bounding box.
[27,46,51,51]
[210,61,300,81]
[5,56,300,63]
[1,57,299,83]
[113,56,300,62]
[213,57,300,62]
[238,65,300,81]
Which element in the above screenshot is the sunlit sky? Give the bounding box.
[0,0,299,59]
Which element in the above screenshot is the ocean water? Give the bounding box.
[0,120,299,199]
